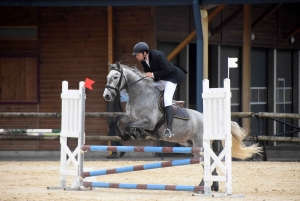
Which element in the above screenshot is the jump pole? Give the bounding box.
[2,135,300,143]
[81,145,203,153]
[83,181,204,192]
[81,157,202,178]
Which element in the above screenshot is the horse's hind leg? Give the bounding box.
[199,163,219,192]
[209,141,219,191]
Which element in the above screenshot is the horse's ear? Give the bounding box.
[108,63,112,69]
[116,61,122,70]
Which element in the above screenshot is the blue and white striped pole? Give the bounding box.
[81,157,202,178]
[82,145,203,153]
[83,181,204,192]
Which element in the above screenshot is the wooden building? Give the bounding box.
[0,1,300,151]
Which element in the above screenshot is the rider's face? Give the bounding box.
[135,52,147,62]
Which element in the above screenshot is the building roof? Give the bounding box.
[0,0,299,7]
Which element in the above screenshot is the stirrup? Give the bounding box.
[163,128,174,138]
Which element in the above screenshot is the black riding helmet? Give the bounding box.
[132,42,149,55]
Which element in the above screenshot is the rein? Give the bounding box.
[126,76,147,88]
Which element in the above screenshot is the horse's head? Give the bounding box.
[103,62,127,101]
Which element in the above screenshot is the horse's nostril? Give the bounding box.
[105,94,111,100]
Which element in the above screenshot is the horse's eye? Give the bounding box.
[114,76,118,80]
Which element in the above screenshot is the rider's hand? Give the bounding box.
[145,72,154,78]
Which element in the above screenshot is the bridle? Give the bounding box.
[105,65,147,98]
[105,67,127,98]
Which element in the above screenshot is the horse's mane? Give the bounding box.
[112,62,145,78]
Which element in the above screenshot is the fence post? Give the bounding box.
[59,81,85,188]
[202,78,232,195]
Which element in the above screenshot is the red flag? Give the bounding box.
[84,78,95,90]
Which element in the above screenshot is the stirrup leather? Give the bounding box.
[163,128,174,138]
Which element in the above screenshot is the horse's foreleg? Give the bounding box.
[126,118,153,130]
[124,119,153,139]
[113,115,131,141]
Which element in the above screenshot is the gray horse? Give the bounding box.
[103,62,261,191]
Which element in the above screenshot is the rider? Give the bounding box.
[132,42,187,138]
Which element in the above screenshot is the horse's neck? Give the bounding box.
[124,69,158,103]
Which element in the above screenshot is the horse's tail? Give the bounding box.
[230,121,262,160]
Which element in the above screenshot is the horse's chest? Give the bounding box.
[127,109,141,120]
[127,106,153,120]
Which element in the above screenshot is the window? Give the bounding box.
[277,78,292,104]
[0,55,39,104]
[231,88,240,106]
[0,26,39,104]
[250,87,267,105]
[0,26,37,39]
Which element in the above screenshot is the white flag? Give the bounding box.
[228,57,238,79]
[228,57,238,68]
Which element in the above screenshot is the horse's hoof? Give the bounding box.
[198,181,219,192]
[132,134,140,139]
[140,131,149,139]
[211,182,219,191]
[194,190,204,194]
[120,133,131,141]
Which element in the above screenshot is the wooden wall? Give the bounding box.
[0,6,153,151]
[38,7,109,150]
[113,6,153,70]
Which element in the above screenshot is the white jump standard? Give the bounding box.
[193,78,244,198]
[48,81,88,190]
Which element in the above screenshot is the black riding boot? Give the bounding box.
[163,106,174,138]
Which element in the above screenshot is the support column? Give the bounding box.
[293,50,300,137]
[242,4,251,129]
[107,6,114,148]
[201,9,209,79]
[267,49,277,141]
[108,6,114,65]
[193,0,203,112]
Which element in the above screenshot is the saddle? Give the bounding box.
[158,91,190,120]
